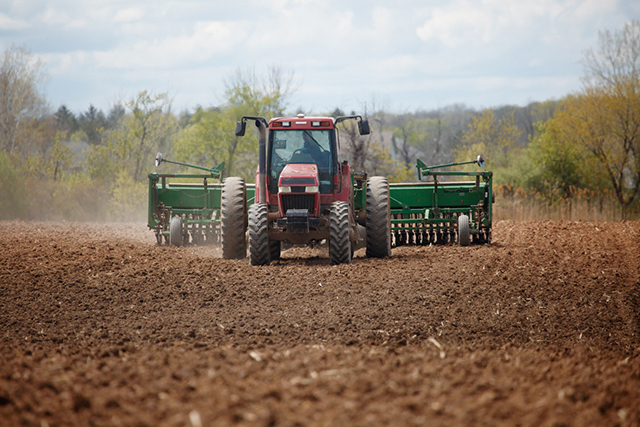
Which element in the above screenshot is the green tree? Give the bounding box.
[224,66,298,117]
[125,92,175,181]
[54,105,79,136]
[526,114,606,200]
[541,85,640,212]
[0,45,49,158]
[77,105,107,145]
[80,92,176,221]
[106,103,125,129]
[0,151,29,219]
[85,92,175,183]
[580,20,640,213]
[173,106,259,179]
[457,109,521,178]
[173,67,298,179]
[390,117,452,167]
[45,131,75,182]
[109,168,148,221]
[85,139,118,181]
[87,92,175,180]
[534,20,640,215]
[367,143,414,182]
[391,118,427,165]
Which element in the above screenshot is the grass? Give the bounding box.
[493,184,629,221]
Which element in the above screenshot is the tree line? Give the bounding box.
[1,20,638,221]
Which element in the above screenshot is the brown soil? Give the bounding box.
[1,220,639,426]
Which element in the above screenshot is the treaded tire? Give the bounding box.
[329,201,351,265]
[269,240,281,261]
[221,177,247,259]
[458,214,470,246]
[365,176,391,257]
[249,203,270,266]
[170,215,183,247]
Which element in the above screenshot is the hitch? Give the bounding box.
[154,152,225,179]
[416,154,485,180]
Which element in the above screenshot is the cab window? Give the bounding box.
[269,130,334,193]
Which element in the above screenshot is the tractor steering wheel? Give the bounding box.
[272,151,286,168]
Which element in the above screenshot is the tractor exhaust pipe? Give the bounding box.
[256,120,267,204]
[236,116,269,203]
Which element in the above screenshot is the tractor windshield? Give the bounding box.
[269,129,334,194]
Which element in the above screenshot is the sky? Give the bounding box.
[1,0,639,116]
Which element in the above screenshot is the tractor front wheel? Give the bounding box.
[329,201,351,265]
[366,176,391,258]
[248,203,270,266]
[221,177,247,259]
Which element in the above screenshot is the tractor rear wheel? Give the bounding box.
[221,177,247,259]
[458,214,470,246]
[248,203,270,266]
[329,201,351,265]
[170,215,183,246]
[365,176,391,258]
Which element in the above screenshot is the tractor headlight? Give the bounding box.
[278,185,318,193]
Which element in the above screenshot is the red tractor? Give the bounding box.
[221,114,391,265]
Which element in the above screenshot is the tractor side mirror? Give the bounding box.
[155,152,163,167]
[235,120,246,137]
[358,119,371,136]
[477,154,485,168]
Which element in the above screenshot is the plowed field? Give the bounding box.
[1,220,639,426]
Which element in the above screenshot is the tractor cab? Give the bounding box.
[268,123,336,196]
[266,116,338,221]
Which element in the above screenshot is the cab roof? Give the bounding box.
[269,114,335,130]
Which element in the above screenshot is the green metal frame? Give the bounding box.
[389,158,493,242]
[353,157,493,245]
[147,159,257,245]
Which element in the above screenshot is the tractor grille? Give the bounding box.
[281,194,315,215]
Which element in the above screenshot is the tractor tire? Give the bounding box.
[365,176,391,258]
[170,215,183,247]
[329,201,351,265]
[248,203,270,266]
[269,240,281,261]
[458,214,470,246]
[221,177,247,259]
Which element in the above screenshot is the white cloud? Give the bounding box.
[113,7,145,23]
[0,13,29,30]
[417,4,494,47]
[41,51,90,74]
[244,5,355,51]
[40,9,71,26]
[573,0,618,20]
[93,20,248,69]
[1,0,637,113]
[415,0,601,47]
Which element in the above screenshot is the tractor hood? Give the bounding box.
[277,163,320,218]
[278,163,319,187]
